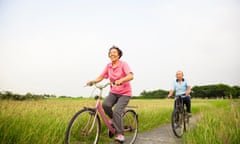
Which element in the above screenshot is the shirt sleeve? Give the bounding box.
[100,64,109,79]
[171,81,176,91]
[185,79,191,87]
[122,61,133,75]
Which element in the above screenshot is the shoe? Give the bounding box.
[115,134,125,143]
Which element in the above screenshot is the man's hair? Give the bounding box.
[176,70,184,75]
[108,45,123,58]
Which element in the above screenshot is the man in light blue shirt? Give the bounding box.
[168,70,192,115]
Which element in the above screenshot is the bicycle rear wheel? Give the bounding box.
[65,108,101,144]
[122,109,138,144]
[171,110,184,138]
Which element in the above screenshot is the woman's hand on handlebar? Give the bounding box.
[114,79,123,86]
[86,80,95,86]
[86,76,104,86]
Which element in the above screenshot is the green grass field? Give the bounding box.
[183,99,240,144]
[0,98,239,144]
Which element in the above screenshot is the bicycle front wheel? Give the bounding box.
[123,109,138,144]
[171,110,184,138]
[65,108,101,144]
[183,111,189,132]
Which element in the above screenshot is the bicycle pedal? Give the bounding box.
[108,130,114,138]
[124,125,132,132]
[89,112,95,115]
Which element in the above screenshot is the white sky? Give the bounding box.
[1,0,240,97]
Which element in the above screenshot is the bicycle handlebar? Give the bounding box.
[85,82,114,89]
[93,82,112,89]
[168,94,187,99]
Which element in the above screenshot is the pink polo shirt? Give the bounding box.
[101,60,133,96]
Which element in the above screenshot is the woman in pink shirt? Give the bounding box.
[87,46,134,143]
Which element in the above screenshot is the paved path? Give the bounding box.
[134,123,181,144]
[134,114,202,144]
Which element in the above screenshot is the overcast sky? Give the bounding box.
[1,0,239,97]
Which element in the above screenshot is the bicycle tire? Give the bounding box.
[65,108,101,144]
[171,110,184,138]
[122,109,138,144]
[183,111,188,132]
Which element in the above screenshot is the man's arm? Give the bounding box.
[185,86,191,96]
[168,90,174,98]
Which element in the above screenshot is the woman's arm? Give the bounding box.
[115,72,134,85]
[87,75,104,86]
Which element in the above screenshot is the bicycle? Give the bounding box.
[64,82,138,144]
[170,95,190,138]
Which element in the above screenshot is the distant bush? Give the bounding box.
[139,89,168,99]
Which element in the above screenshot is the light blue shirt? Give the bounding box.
[171,79,190,97]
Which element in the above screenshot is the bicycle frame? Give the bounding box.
[175,96,184,112]
[86,83,115,134]
[65,82,138,144]
[95,96,115,133]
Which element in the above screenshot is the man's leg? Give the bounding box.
[183,96,191,113]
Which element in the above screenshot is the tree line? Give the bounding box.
[0,91,83,101]
[191,84,240,99]
[0,91,55,101]
[1,83,240,100]
[138,84,240,99]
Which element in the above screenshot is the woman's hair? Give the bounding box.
[108,45,123,58]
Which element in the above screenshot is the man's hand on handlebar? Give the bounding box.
[167,95,173,99]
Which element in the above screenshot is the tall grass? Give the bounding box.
[0,99,93,144]
[183,99,240,144]
[0,99,235,144]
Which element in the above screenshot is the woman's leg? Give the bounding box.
[113,96,131,135]
[102,93,118,119]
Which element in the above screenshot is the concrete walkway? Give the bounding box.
[134,114,202,144]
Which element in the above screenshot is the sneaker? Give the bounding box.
[115,134,125,143]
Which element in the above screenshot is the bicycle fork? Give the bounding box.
[81,107,98,136]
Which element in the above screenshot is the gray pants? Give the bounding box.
[102,92,130,135]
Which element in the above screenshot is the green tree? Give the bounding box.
[140,89,168,99]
